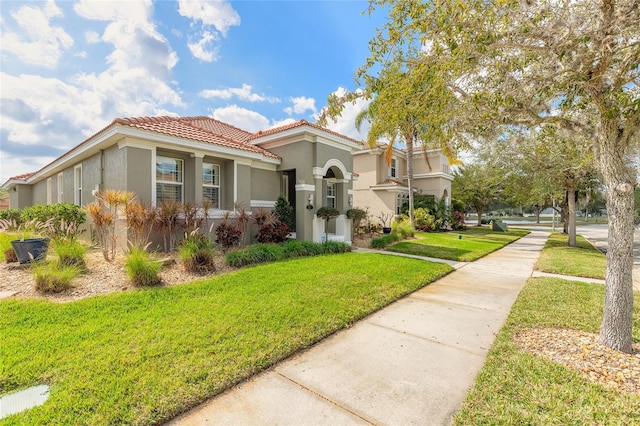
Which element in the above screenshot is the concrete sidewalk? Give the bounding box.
[168,231,549,426]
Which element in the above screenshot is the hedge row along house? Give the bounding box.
[2,116,452,248]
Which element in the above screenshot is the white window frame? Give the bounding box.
[57,173,64,203]
[396,193,409,215]
[389,157,397,178]
[156,156,184,203]
[281,174,289,201]
[202,162,220,208]
[326,182,336,209]
[74,165,82,206]
[46,178,52,204]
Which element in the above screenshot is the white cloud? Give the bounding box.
[74,0,152,24]
[320,87,370,141]
[211,105,270,133]
[268,118,297,129]
[177,0,240,62]
[199,84,279,103]
[0,0,73,68]
[284,96,317,115]
[0,1,185,183]
[85,31,100,44]
[177,0,240,36]
[210,105,297,133]
[188,31,219,62]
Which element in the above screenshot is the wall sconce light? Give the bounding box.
[348,194,353,207]
[306,194,314,210]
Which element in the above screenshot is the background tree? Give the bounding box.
[321,62,460,228]
[360,0,639,353]
[452,161,506,226]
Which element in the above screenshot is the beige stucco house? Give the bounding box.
[352,144,453,222]
[2,116,361,245]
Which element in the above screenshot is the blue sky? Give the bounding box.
[0,0,382,184]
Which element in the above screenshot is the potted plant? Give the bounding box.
[377,212,393,234]
[8,220,50,264]
[316,206,340,243]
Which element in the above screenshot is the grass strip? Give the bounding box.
[0,253,451,425]
[535,232,606,279]
[387,227,529,261]
[454,277,640,425]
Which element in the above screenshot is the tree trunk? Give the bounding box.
[476,207,483,226]
[598,128,635,354]
[567,181,577,247]
[535,207,540,224]
[406,133,415,228]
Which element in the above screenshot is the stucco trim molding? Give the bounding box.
[295,184,315,192]
[412,172,454,181]
[250,200,276,208]
[312,159,352,180]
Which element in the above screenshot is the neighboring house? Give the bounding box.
[352,144,453,223]
[0,192,9,210]
[2,116,361,246]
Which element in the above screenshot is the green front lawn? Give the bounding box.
[0,253,451,425]
[387,227,530,262]
[454,277,640,424]
[535,232,606,279]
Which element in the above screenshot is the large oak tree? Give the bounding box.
[354,0,639,352]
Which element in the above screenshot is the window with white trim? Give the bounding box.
[396,193,409,215]
[74,165,82,206]
[46,178,52,204]
[326,182,336,209]
[57,173,64,203]
[202,163,220,208]
[390,158,397,178]
[156,156,183,203]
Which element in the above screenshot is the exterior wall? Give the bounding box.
[316,143,353,174]
[250,168,280,202]
[103,144,128,191]
[236,163,252,206]
[353,153,378,190]
[122,147,153,202]
[83,152,102,205]
[10,185,32,209]
[271,141,314,183]
[31,179,48,206]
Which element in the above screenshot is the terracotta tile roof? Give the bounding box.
[8,172,36,181]
[114,116,279,159]
[249,119,364,146]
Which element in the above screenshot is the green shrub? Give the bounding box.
[248,244,285,264]
[226,240,351,267]
[52,239,87,270]
[178,233,215,274]
[125,248,162,287]
[21,203,86,239]
[225,249,254,268]
[33,262,80,293]
[321,241,352,254]
[282,240,323,258]
[414,208,437,231]
[371,233,400,249]
[274,196,294,230]
[392,216,415,239]
[0,209,21,223]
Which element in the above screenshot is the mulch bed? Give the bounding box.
[514,327,640,394]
